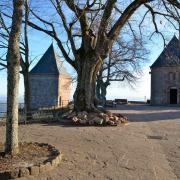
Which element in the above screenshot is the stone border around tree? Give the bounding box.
[0,142,62,179]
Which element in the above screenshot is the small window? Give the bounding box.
[169,72,173,81]
[169,72,176,81]
[173,73,176,80]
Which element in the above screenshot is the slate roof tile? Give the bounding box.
[30,44,71,76]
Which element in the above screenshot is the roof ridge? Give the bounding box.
[50,43,60,74]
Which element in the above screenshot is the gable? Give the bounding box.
[151,36,180,68]
[30,44,71,77]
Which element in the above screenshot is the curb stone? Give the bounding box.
[0,142,61,179]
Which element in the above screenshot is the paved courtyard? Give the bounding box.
[0,105,180,180]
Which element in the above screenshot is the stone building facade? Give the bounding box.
[150,36,180,105]
[29,44,71,108]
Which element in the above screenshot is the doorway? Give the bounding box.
[170,89,177,104]
[59,96,62,107]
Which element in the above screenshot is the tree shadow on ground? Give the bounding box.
[121,111,180,122]
[111,104,180,122]
[40,104,180,127]
[42,121,119,128]
[108,104,180,111]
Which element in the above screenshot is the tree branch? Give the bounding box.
[0,62,7,68]
[96,0,116,50]
[65,0,89,37]
[50,0,77,56]
[108,0,148,39]
[27,14,76,69]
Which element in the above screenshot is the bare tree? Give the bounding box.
[96,35,148,105]
[5,0,24,155]
[18,0,180,112]
[0,0,31,121]
[22,0,31,121]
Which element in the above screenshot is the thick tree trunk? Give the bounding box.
[100,83,108,106]
[96,67,103,101]
[96,66,110,107]
[23,0,31,122]
[96,78,109,107]
[23,70,31,121]
[96,80,101,100]
[5,0,23,155]
[73,57,102,112]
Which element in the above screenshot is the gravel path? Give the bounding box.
[0,105,179,180]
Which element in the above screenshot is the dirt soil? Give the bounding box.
[0,104,180,180]
[0,142,54,171]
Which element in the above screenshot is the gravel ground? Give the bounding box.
[0,104,180,180]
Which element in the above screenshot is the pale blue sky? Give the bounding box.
[0,1,179,102]
[0,31,178,102]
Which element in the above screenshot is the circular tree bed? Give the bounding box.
[0,142,61,179]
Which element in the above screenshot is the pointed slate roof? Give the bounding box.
[30,44,70,76]
[151,36,180,68]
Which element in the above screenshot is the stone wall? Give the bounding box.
[30,75,59,109]
[151,66,180,105]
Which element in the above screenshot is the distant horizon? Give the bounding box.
[0,95,148,103]
[0,96,24,103]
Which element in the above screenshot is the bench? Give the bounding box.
[115,99,128,104]
[105,100,117,107]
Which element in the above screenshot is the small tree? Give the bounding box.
[0,0,31,121]
[96,35,148,105]
[5,0,24,155]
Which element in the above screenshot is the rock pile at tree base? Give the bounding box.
[62,111,128,126]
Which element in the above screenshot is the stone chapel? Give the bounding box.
[29,44,72,108]
[150,36,180,105]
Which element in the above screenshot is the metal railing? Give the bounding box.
[0,100,71,123]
